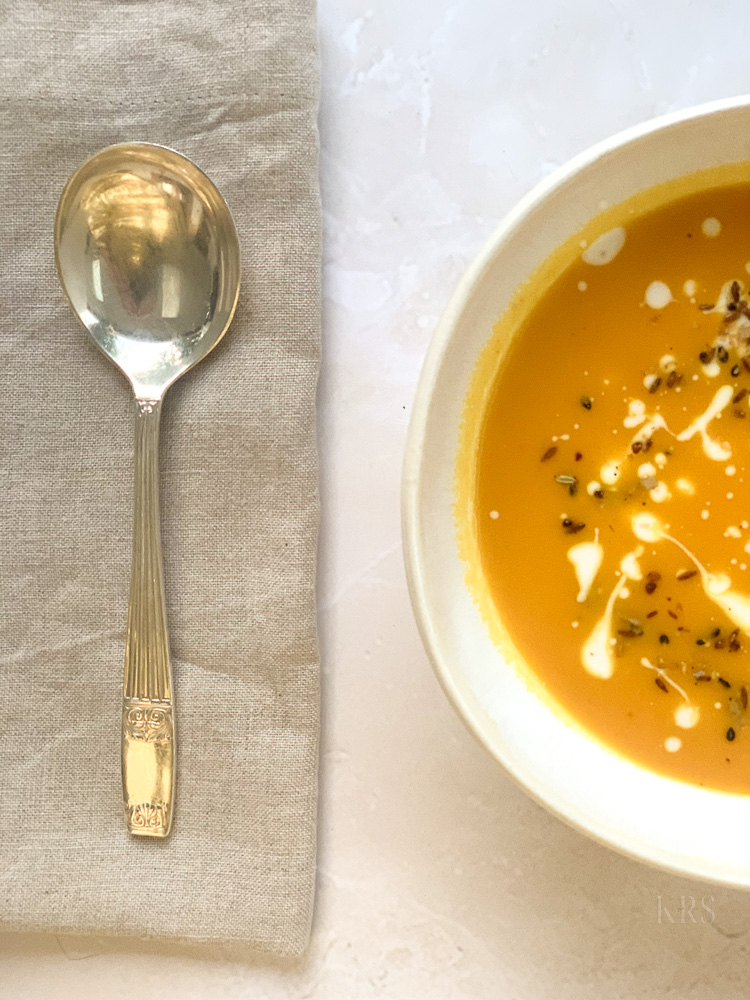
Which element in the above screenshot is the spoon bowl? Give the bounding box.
[55,142,240,398]
[55,143,240,837]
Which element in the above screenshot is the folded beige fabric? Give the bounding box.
[0,0,320,956]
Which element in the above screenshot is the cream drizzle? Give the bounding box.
[607,382,734,494]
[631,414,671,450]
[641,657,700,729]
[599,411,672,489]
[645,281,673,309]
[619,550,643,581]
[640,657,689,701]
[624,399,647,428]
[676,384,733,461]
[567,529,603,603]
[581,547,643,679]
[675,704,700,729]
[702,281,737,315]
[702,217,721,237]
[600,459,621,486]
[701,282,750,356]
[581,226,626,266]
[649,481,672,503]
[631,512,662,543]
[631,513,750,633]
[637,461,671,503]
[659,355,676,373]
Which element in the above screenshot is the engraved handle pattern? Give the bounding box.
[122,397,175,837]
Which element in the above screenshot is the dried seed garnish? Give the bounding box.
[666,370,683,388]
[555,474,578,496]
[741,686,748,710]
[677,569,698,581]
[593,489,604,499]
[659,634,669,644]
[694,670,710,681]
[564,521,586,534]
[644,571,660,594]
[580,396,593,410]
[727,727,736,742]
[729,629,741,652]
[732,365,741,377]
[541,446,558,462]
[699,303,715,311]
[718,676,731,689]
[655,676,668,692]
[647,609,658,618]
[575,451,583,461]
[631,440,643,454]
[668,610,678,620]
[617,623,643,641]
[734,388,747,404]
[717,346,730,364]
[699,347,716,364]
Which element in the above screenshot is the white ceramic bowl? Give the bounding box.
[403,96,750,885]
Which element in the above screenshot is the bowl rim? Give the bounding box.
[402,92,750,884]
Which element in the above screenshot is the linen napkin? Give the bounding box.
[0,0,320,956]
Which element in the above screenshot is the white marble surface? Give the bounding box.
[6,1,750,996]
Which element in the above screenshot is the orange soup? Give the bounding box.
[472,179,750,793]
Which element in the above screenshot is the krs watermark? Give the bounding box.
[657,895,715,924]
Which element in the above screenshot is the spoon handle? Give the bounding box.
[121,397,175,837]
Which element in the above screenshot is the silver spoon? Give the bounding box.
[55,143,240,837]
